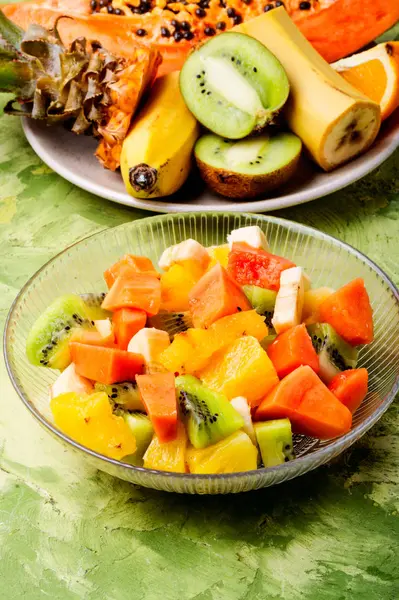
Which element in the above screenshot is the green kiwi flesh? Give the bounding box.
[26,294,96,370]
[80,293,111,320]
[195,132,302,199]
[243,285,277,328]
[147,311,193,339]
[307,323,359,383]
[180,32,289,139]
[122,413,154,466]
[94,382,144,411]
[175,375,244,449]
[260,334,277,352]
[254,419,295,468]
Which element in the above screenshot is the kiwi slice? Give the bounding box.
[195,133,301,199]
[254,419,295,468]
[260,334,277,352]
[180,32,289,139]
[80,293,110,320]
[26,294,96,370]
[147,311,193,340]
[94,382,144,411]
[122,413,154,466]
[307,323,359,384]
[175,375,244,449]
[243,285,277,328]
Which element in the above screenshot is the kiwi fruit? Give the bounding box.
[180,32,289,139]
[147,311,193,340]
[80,293,110,320]
[260,334,277,352]
[243,285,277,328]
[175,375,244,449]
[26,294,97,370]
[307,323,359,383]
[254,419,295,468]
[94,382,144,411]
[195,133,302,199]
[122,413,154,466]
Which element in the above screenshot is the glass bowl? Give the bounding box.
[4,213,399,494]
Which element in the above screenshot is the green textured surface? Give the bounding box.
[1,14,399,599]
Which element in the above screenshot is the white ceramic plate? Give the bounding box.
[22,111,399,214]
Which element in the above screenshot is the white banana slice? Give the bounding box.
[128,328,170,371]
[94,318,114,340]
[230,396,257,445]
[272,267,311,334]
[159,239,209,270]
[50,363,93,399]
[227,226,270,251]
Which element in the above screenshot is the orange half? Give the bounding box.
[333,42,399,121]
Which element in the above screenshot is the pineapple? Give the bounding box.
[143,421,187,473]
[187,431,258,475]
[0,10,160,170]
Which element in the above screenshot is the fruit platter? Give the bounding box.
[5,214,399,493]
[1,2,399,211]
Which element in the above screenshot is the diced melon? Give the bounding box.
[199,336,279,408]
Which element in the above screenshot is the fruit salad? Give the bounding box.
[26,226,373,474]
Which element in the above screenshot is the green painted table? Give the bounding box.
[1,30,399,600]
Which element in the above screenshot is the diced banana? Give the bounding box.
[230,396,257,445]
[158,239,209,270]
[94,318,114,339]
[272,267,311,334]
[227,226,270,251]
[50,363,93,399]
[128,328,170,370]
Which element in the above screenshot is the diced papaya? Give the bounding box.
[143,421,187,473]
[267,324,319,379]
[160,260,204,312]
[199,336,279,408]
[255,365,352,440]
[188,263,250,328]
[227,242,296,291]
[51,392,136,460]
[136,372,178,443]
[112,308,147,350]
[104,254,159,289]
[102,273,161,316]
[319,278,373,345]
[70,342,144,385]
[302,287,335,325]
[328,368,369,414]
[160,310,268,375]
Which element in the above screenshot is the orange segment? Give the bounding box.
[333,42,399,121]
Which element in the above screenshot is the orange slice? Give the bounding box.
[332,42,399,121]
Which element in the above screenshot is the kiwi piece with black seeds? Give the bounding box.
[80,292,111,320]
[94,382,144,411]
[254,419,295,468]
[180,32,290,139]
[175,375,244,449]
[147,310,193,339]
[195,132,302,199]
[307,322,359,383]
[26,294,96,370]
[243,285,277,328]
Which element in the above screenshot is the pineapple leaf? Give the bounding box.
[0,10,23,50]
[0,58,35,98]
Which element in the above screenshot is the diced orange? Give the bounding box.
[199,336,279,408]
[104,254,159,289]
[102,272,161,316]
[328,368,369,414]
[112,308,147,350]
[255,365,352,440]
[70,342,144,385]
[319,278,373,345]
[136,372,178,443]
[160,260,204,312]
[160,310,268,375]
[189,263,250,329]
[51,392,136,460]
[267,324,319,379]
[227,242,296,291]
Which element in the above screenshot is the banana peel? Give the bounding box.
[121,71,200,198]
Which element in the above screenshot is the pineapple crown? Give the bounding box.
[0,10,124,132]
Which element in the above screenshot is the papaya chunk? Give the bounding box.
[70,342,144,385]
[136,372,178,443]
[104,254,159,289]
[328,368,369,414]
[102,272,161,316]
[267,324,319,379]
[112,308,147,350]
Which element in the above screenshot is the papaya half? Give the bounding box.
[3,0,399,75]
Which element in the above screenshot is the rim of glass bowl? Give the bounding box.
[4,212,399,484]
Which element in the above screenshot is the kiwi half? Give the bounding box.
[180,32,289,139]
[195,133,302,199]
[243,285,277,328]
[307,323,359,383]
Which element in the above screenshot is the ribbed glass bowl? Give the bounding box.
[4,213,399,494]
